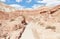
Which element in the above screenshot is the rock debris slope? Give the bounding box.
[0,2,60,39]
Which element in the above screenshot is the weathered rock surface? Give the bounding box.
[0,2,60,39]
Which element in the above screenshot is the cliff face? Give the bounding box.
[0,2,60,39]
[0,2,17,12]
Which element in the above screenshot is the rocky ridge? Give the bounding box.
[0,2,60,39]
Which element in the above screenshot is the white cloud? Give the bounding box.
[46,1,60,7]
[9,4,24,10]
[26,0,32,3]
[0,0,6,2]
[34,0,60,7]
[16,0,22,2]
[36,0,44,3]
[9,4,34,10]
[32,4,45,9]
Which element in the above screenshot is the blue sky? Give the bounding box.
[0,0,60,9]
[3,0,46,8]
